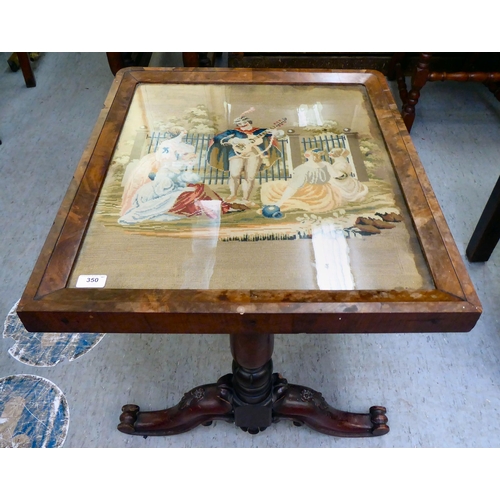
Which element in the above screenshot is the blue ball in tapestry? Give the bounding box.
[262,205,284,219]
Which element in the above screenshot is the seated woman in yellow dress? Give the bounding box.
[327,147,368,203]
[260,147,368,218]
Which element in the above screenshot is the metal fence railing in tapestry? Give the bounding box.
[146,132,349,186]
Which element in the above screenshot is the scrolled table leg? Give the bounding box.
[117,377,234,437]
[271,374,389,438]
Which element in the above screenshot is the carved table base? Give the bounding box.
[118,334,389,438]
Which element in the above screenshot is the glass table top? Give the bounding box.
[69,82,433,291]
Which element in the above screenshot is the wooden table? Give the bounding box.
[17,68,482,439]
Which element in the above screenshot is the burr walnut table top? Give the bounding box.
[17,68,481,335]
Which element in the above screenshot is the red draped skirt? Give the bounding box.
[168,184,231,218]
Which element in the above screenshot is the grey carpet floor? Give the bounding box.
[1,52,500,447]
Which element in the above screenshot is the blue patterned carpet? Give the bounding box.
[1,301,105,447]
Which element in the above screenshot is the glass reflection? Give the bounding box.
[181,200,221,289]
[312,223,354,290]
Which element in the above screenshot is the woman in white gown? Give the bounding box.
[120,129,193,216]
[119,154,200,225]
[119,151,245,225]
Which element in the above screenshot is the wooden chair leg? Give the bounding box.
[466,176,500,262]
[485,81,500,101]
[182,53,200,67]
[17,52,36,88]
[402,53,432,132]
[387,52,405,81]
[182,53,216,67]
[106,53,126,76]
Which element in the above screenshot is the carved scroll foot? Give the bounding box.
[118,376,234,437]
[272,375,389,438]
